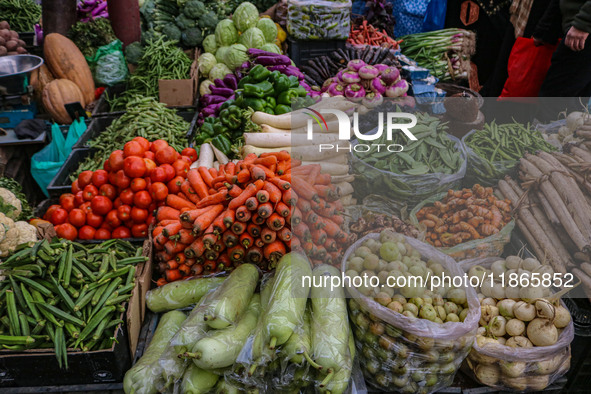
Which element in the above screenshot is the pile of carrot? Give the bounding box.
[151,150,349,285]
[347,20,401,48]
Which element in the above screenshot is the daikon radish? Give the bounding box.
[260,124,290,134]
[300,161,349,175]
[213,161,219,170]
[331,175,355,183]
[290,119,344,135]
[252,99,359,129]
[211,144,230,165]
[335,182,354,197]
[340,195,355,206]
[192,143,214,169]
[243,132,340,147]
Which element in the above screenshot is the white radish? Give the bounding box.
[243,132,340,147]
[335,182,354,197]
[331,174,355,183]
[193,143,214,168]
[340,195,355,206]
[210,144,229,165]
[527,318,558,346]
[300,162,349,175]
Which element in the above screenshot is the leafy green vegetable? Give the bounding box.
[224,43,249,70]
[260,43,281,54]
[0,178,32,221]
[233,2,259,32]
[183,0,206,19]
[198,10,219,31]
[1,0,41,32]
[181,27,203,47]
[68,18,118,58]
[209,63,232,81]
[198,53,217,76]
[257,18,277,42]
[175,13,195,30]
[202,34,217,53]
[162,24,182,41]
[124,41,144,65]
[238,27,266,49]
[215,19,238,46]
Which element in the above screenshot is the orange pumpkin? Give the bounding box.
[42,79,86,125]
[31,64,55,103]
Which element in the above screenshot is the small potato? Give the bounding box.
[16,46,27,54]
[0,46,6,56]
[5,39,17,51]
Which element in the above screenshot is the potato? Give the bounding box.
[0,37,5,46]
[17,39,25,47]
[0,46,6,56]
[9,30,18,40]
[0,29,10,41]
[0,21,9,30]
[7,51,18,55]
[16,47,27,54]
[5,40,17,51]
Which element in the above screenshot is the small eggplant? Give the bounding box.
[347,59,366,72]
[223,74,238,90]
[200,94,227,106]
[342,70,361,84]
[255,55,291,66]
[209,86,234,97]
[381,67,401,86]
[344,83,366,101]
[327,83,345,97]
[362,92,384,108]
[359,65,379,80]
[385,79,409,98]
[371,78,387,95]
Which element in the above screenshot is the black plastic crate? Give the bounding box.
[46,148,94,198]
[287,37,347,67]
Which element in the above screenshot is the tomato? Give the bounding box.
[167,176,184,195]
[150,166,167,183]
[172,159,190,177]
[100,222,114,231]
[124,156,146,178]
[60,194,75,212]
[181,155,192,164]
[181,147,198,162]
[55,223,77,240]
[143,158,157,174]
[78,171,94,189]
[133,190,152,209]
[92,170,109,188]
[150,139,169,153]
[147,214,155,227]
[120,189,134,205]
[131,223,148,238]
[109,150,125,172]
[108,171,117,186]
[68,209,86,228]
[80,201,92,215]
[150,182,168,201]
[78,225,96,240]
[99,184,117,200]
[131,178,147,192]
[155,146,177,165]
[71,179,81,194]
[123,140,145,158]
[112,226,131,239]
[144,151,155,161]
[83,184,98,201]
[106,210,122,228]
[86,212,103,228]
[50,208,68,225]
[133,136,151,152]
[44,204,61,221]
[131,207,148,223]
[74,191,85,207]
[91,196,113,216]
[114,170,131,190]
[94,228,111,240]
[161,164,175,182]
[117,205,132,221]
[103,159,112,172]
[113,197,122,209]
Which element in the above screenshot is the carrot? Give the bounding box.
[245,197,259,211]
[172,228,195,245]
[203,225,218,249]
[204,260,217,271]
[227,184,243,198]
[196,188,228,208]
[311,228,327,245]
[252,213,265,225]
[228,181,264,210]
[212,175,226,185]
[282,188,297,206]
[231,221,246,235]
[179,264,191,276]
[257,202,273,219]
[308,164,321,184]
[193,204,225,236]
[279,174,291,183]
[269,177,291,191]
[277,227,292,242]
[246,247,263,264]
[228,245,246,263]
[319,217,342,238]
[292,179,318,201]
[207,188,217,195]
[217,253,231,270]
[290,237,300,250]
[247,223,261,238]
[213,237,226,252]
[275,202,290,218]
[155,250,172,263]
[331,214,344,226]
[276,160,290,175]
[222,231,239,248]
[314,173,331,185]
[180,207,211,226]
[204,248,219,261]
[304,211,319,226]
[213,182,226,190]
[153,232,167,248]
[254,238,265,248]
[181,181,201,204]
[222,209,236,229]
[165,269,182,282]
[162,222,183,238]
[263,241,286,265]
[235,168,250,184]
[164,241,185,256]
[260,150,290,161]
[225,162,236,176]
[254,155,278,167]
[187,169,210,199]
[249,165,268,181]
[315,184,338,201]
[198,167,215,187]
[211,209,228,235]
[166,194,196,210]
[184,257,196,267]
[261,227,277,244]
[166,260,178,270]
[293,222,311,241]
[263,182,282,203]
[152,226,164,238]
[256,190,270,203]
[325,238,337,252]
[156,207,181,222]
[240,232,254,248]
[156,278,168,287]
[236,206,252,222]
[190,264,203,276]
[208,167,218,178]
[266,213,285,231]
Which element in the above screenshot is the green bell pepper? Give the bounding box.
[249,65,271,82]
[277,88,300,105]
[294,86,308,97]
[242,97,266,112]
[213,122,229,136]
[220,105,242,130]
[262,106,275,115]
[273,74,292,94]
[211,134,233,156]
[274,104,291,115]
[288,75,300,88]
[237,76,253,89]
[266,97,276,108]
[220,99,236,111]
[199,122,216,138]
[243,81,274,98]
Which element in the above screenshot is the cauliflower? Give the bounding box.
[15,221,37,245]
[0,188,21,220]
[0,213,18,257]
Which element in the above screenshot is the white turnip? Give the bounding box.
[506,319,525,337]
[469,265,488,281]
[489,316,507,337]
[491,283,506,300]
[527,318,558,346]
[491,260,506,279]
[514,301,536,321]
[506,336,533,348]
[505,376,528,391]
[500,361,526,378]
[520,257,541,271]
[479,305,499,326]
[527,375,550,391]
[553,305,571,328]
[505,256,522,270]
[497,299,516,318]
[475,364,500,386]
[535,299,555,321]
[481,297,496,307]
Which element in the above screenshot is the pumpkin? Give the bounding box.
[43,33,95,105]
[30,64,55,103]
[42,79,86,125]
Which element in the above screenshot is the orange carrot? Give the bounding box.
[196,188,228,208]
[263,241,286,265]
[231,221,246,235]
[211,209,227,235]
[314,173,331,185]
[162,222,183,238]
[275,202,290,217]
[240,232,254,248]
[228,181,263,210]
[263,181,282,203]
[198,167,214,187]
[261,227,277,244]
[187,169,210,199]
[318,217,341,238]
[222,230,239,248]
[203,224,218,249]
[228,245,246,263]
[217,253,231,270]
[164,240,185,255]
[236,206,252,222]
[245,196,259,211]
[249,165,267,181]
[156,207,180,222]
[166,194,196,210]
[282,188,297,206]
[193,204,224,236]
[254,155,278,167]
[180,207,212,226]
[156,278,168,287]
[190,264,203,276]
[293,222,311,241]
[257,202,273,219]
[175,253,186,264]
[254,238,265,248]
[260,150,290,161]
[256,190,270,203]
[311,228,327,245]
[235,168,250,184]
[292,179,318,201]
[178,264,191,276]
[225,162,236,176]
[204,260,217,271]
[269,177,291,191]
[165,269,182,282]
[252,213,265,225]
[276,160,290,175]
[181,181,201,204]
[227,184,243,198]
[277,227,292,242]
[208,167,218,178]
[266,213,285,231]
[246,247,263,264]
[291,207,303,225]
[222,209,235,229]
[247,223,261,238]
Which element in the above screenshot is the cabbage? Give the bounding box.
[223,44,249,70]
[260,43,281,54]
[238,27,266,49]
[233,2,259,32]
[199,80,214,96]
[215,19,238,47]
[209,63,232,81]
[215,46,231,63]
[198,53,217,76]
[257,18,277,43]
[203,34,217,54]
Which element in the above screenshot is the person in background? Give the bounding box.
[536,0,591,96]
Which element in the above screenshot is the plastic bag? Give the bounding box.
[86,40,128,86]
[287,0,351,40]
[342,233,480,393]
[459,258,574,392]
[422,0,447,32]
[410,192,515,261]
[394,0,430,37]
[351,135,467,207]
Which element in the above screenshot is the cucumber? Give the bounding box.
[146,276,225,313]
[281,307,311,364]
[123,310,186,394]
[190,294,261,369]
[180,364,219,394]
[264,253,312,349]
[203,264,259,329]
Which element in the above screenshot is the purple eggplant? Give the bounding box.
[209,86,234,97]
[342,70,361,84]
[347,59,366,72]
[213,78,228,89]
[371,78,387,95]
[91,1,108,16]
[344,83,365,101]
[327,83,345,97]
[223,74,238,90]
[255,55,291,66]
[359,65,379,80]
[247,48,280,57]
[240,61,252,70]
[200,95,227,107]
[267,65,305,80]
[381,67,401,86]
[362,92,384,108]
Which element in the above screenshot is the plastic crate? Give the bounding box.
[46,148,94,198]
[287,37,347,67]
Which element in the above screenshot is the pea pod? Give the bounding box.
[146,276,225,313]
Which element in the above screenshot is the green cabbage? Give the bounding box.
[215,46,231,63]
[256,18,277,43]
[260,43,281,54]
[223,44,249,70]
[238,27,266,49]
[198,53,217,76]
[233,2,259,32]
[199,80,214,96]
[209,63,232,81]
[215,19,238,47]
[203,34,217,54]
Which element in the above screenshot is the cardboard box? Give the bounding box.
[159,50,199,107]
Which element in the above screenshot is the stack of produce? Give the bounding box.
[0,177,33,221]
[344,230,479,393]
[463,121,556,186]
[462,256,573,391]
[348,210,420,242]
[0,239,146,367]
[400,29,476,81]
[76,0,109,22]
[0,21,28,56]
[347,20,401,48]
[541,111,590,146]
[0,206,37,257]
[0,0,40,32]
[45,137,198,241]
[67,18,117,58]
[76,96,191,175]
[286,0,351,40]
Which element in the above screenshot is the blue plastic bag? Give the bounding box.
[31,118,87,197]
[394,0,430,37]
[422,0,447,32]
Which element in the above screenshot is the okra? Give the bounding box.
[92,318,109,341]
[55,326,67,369]
[30,291,62,327]
[15,275,53,297]
[90,277,122,319]
[31,320,46,335]
[74,289,96,312]
[78,306,116,344]
[117,256,148,266]
[35,302,85,327]
[125,266,136,286]
[91,282,109,306]
[20,284,42,322]
[18,312,30,336]
[64,323,80,339]
[6,290,20,336]
[104,294,132,306]
[72,258,96,281]
[98,266,131,284]
[50,277,78,315]
[0,335,35,346]
[8,276,26,310]
[62,245,74,287]
[71,265,84,280]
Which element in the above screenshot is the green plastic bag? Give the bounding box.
[31,118,87,197]
[86,40,128,86]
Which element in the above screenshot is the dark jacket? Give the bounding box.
[535,0,591,42]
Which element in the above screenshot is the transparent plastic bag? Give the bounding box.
[287,0,352,40]
[410,192,515,261]
[342,233,480,394]
[145,276,225,313]
[87,40,128,86]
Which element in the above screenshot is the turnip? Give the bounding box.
[403,302,418,316]
[448,288,467,305]
[505,256,522,270]
[514,301,536,321]
[521,257,541,271]
[491,260,506,279]
[490,283,506,300]
[533,264,554,276]
[474,364,500,386]
[536,357,561,374]
[497,299,516,318]
[505,376,528,391]
[469,265,488,281]
[444,301,459,315]
[496,337,506,345]
[430,262,444,276]
[480,305,499,326]
[517,268,531,280]
[489,316,507,337]
[506,318,525,336]
[477,326,486,336]
[392,294,406,305]
[500,361,526,378]
[505,336,533,348]
[481,297,497,307]
[459,308,469,322]
[480,281,494,298]
[505,286,520,300]
[386,301,404,313]
[446,313,459,322]
[535,299,555,320]
[519,286,544,303]
[527,318,558,346]
[528,375,550,391]
[553,305,571,328]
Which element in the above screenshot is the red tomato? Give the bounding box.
[94,228,111,240]
[155,146,177,165]
[103,159,112,172]
[167,176,184,195]
[113,197,122,209]
[91,196,113,216]
[60,194,75,212]
[124,141,145,158]
[74,191,85,207]
[78,225,96,240]
[80,202,92,215]
[117,205,132,221]
[131,207,148,223]
[71,179,81,194]
[150,139,169,153]
[144,151,155,161]
[146,214,155,227]
[106,210,122,228]
[120,189,134,205]
[150,166,167,183]
[133,190,152,209]
[109,150,125,172]
[112,226,131,239]
[143,158,157,173]
[124,156,147,178]
[92,170,109,188]
[148,202,157,213]
[86,212,103,228]
[99,184,117,200]
[114,170,131,190]
[100,222,114,231]
[172,159,190,177]
[181,147,198,162]
[108,171,117,186]
[78,171,93,189]
[131,223,148,238]
[150,182,168,201]
[68,209,86,228]
[181,155,192,164]
[83,185,98,201]
[50,208,68,225]
[161,164,175,182]
[44,204,61,221]
[131,178,147,192]
[55,223,77,240]
[133,136,151,152]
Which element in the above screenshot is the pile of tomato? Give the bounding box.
[44,137,197,240]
